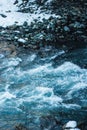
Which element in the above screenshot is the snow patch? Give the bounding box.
[0,0,60,27]
[65,121,77,128]
[18,38,26,43]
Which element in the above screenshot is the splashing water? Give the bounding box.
[0,49,87,129]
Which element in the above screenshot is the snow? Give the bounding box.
[0,0,17,12]
[65,121,77,128]
[18,38,26,43]
[0,0,61,27]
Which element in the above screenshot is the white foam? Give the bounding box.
[63,103,81,109]
[0,91,16,102]
[0,54,4,59]
[27,54,36,62]
[28,63,52,74]
[67,82,87,97]
[8,58,22,66]
[0,54,87,113]
[49,51,65,61]
[24,86,63,105]
[2,57,22,68]
[27,62,81,76]
[54,62,81,73]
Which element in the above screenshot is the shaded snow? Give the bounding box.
[0,0,60,27]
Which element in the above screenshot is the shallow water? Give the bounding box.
[0,48,87,129]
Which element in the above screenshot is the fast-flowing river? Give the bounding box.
[0,47,87,130]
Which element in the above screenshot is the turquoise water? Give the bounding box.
[0,48,87,129]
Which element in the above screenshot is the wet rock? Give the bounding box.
[0,0,86,50]
[78,121,87,130]
[33,33,45,40]
[73,22,85,29]
[0,41,17,57]
[50,125,62,130]
[40,116,62,130]
[23,21,28,27]
[14,0,18,5]
[18,38,27,44]
[0,14,7,18]
[15,124,28,130]
[64,26,70,32]
[14,30,20,34]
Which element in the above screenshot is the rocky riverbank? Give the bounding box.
[0,0,87,51]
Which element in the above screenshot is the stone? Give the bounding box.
[64,121,77,129]
[15,124,27,130]
[64,26,70,32]
[14,0,18,5]
[18,38,26,44]
[14,36,19,40]
[73,22,85,29]
[0,14,7,18]
[23,21,28,27]
[51,125,62,130]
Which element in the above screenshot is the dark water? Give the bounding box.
[0,47,87,129]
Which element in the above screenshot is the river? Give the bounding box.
[0,47,87,129]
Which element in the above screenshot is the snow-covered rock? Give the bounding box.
[18,38,26,43]
[0,0,59,27]
[64,121,77,128]
[63,121,81,130]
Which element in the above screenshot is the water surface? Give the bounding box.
[0,48,87,129]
